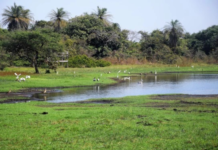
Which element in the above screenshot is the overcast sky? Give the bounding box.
[0,0,217,34]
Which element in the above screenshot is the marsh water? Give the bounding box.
[34,73,218,103]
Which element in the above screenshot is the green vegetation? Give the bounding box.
[68,55,111,68]
[2,29,62,73]
[48,7,69,32]
[0,3,217,73]
[0,94,217,149]
[0,3,217,149]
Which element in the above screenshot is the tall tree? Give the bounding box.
[1,3,33,31]
[163,20,184,50]
[2,29,63,73]
[92,6,112,26]
[0,28,10,70]
[48,8,69,32]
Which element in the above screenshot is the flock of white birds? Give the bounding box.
[14,73,31,82]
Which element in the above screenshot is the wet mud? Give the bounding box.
[0,88,58,103]
[151,94,218,100]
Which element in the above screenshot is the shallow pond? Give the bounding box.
[34,73,218,103]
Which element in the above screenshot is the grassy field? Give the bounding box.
[0,95,217,149]
[0,64,218,149]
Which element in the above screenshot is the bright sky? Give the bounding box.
[0,0,217,34]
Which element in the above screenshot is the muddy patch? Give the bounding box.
[146,94,218,113]
[78,99,116,104]
[151,94,218,100]
[0,88,61,103]
[0,72,34,76]
[144,102,171,108]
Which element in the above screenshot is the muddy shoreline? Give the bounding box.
[1,87,218,104]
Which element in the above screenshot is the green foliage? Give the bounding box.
[163,20,184,49]
[64,14,125,59]
[32,20,53,30]
[64,14,105,39]
[68,55,96,68]
[187,25,218,55]
[175,38,190,56]
[48,8,70,32]
[0,28,10,70]
[2,28,63,73]
[1,3,33,31]
[0,49,10,70]
[12,59,31,67]
[91,6,112,26]
[140,30,177,63]
[95,59,111,67]
[68,55,111,68]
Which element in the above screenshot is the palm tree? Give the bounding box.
[112,23,121,32]
[92,6,112,26]
[1,3,33,31]
[48,8,69,32]
[163,20,184,49]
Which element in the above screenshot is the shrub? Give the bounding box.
[95,59,111,67]
[68,55,111,68]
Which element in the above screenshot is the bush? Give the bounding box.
[68,55,111,68]
[95,59,111,67]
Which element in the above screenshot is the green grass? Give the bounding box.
[0,64,218,149]
[0,95,217,149]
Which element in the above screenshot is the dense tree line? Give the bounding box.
[0,3,217,73]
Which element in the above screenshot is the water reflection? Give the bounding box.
[33,73,218,103]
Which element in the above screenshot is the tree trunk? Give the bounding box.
[34,51,39,74]
[34,62,39,74]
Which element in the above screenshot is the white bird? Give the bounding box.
[123,77,130,80]
[42,88,47,94]
[26,75,31,79]
[97,78,100,81]
[7,89,11,94]
[14,73,21,77]
[191,66,194,68]
[20,78,26,81]
[138,79,143,84]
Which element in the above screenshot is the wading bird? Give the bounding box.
[7,89,11,94]
[42,88,47,94]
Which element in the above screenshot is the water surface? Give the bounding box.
[34,73,218,103]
